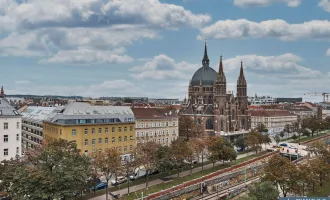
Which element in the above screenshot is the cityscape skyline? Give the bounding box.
[0,0,329,102]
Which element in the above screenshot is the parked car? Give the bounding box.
[184,159,198,165]
[90,182,108,191]
[279,143,288,147]
[111,176,127,185]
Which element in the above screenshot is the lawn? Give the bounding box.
[122,152,266,200]
[307,178,330,197]
[291,132,330,144]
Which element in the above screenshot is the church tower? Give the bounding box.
[214,56,228,133]
[236,62,249,130]
[0,86,4,98]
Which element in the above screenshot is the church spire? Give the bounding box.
[239,61,245,79]
[0,86,4,98]
[202,40,209,66]
[218,55,224,75]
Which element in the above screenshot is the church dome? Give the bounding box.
[190,42,217,86]
[191,66,217,86]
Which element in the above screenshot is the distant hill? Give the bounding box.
[5,94,84,99]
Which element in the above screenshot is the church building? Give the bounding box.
[181,43,251,137]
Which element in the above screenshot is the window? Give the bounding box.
[206,119,214,130]
[72,129,76,136]
[118,136,122,142]
[221,120,224,131]
[112,137,115,143]
[112,127,115,132]
[84,150,88,156]
[16,147,19,154]
[118,127,122,132]
[130,126,132,131]
[130,136,133,140]
[92,128,95,134]
[105,138,108,143]
[4,135,8,143]
[124,127,127,132]
[232,110,235,120]
[166,122,168,126]
[98,138,102,144]
[84,139,88,146]
[92,139,95,145]
[105,128,108,133]
[84,129,88,135]
[4,148,8,156]
[98,128,102,134]
[172,122,175,126]
[16,134,19,141]
[4,123,8,130]
[16,122,20,129]
[118,146,122,152]
[124,136,127,141]
[130,145,133,151]
[221,108,224,115]
[124,146,127,152]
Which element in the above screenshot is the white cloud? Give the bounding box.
[0,0,210,63]
[234,0,301,7]
[327,48,330,56]
[39,48,133,64]
[198,19,330,41]
[130,54,199,79]
[319,0,330,12]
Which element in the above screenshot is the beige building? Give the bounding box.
[249,110,297,134]
[132,108,179,145]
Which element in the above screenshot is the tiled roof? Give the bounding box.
[132,108,178,119]
[250,110,296,117]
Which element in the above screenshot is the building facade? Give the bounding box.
[250,110,297,134]
[181,43,251,137]
[0,98,22,161]
[132,108,179,145]
[19,106,56,153]
[43,102,136,160]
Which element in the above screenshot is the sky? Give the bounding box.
[0,0,330,102]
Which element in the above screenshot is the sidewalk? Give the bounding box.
[90,152,254,200]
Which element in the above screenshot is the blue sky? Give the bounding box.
[0,0,330,101]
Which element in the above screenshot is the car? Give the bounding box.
[111,176,127,186]
[90,182,108,191]
[184,159,198,164]
[279,143,288,147]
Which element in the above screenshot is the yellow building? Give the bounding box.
[43,102,135,159]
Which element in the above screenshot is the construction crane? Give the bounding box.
[303,92,330,102]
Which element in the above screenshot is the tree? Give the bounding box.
[274,134,280,145]
[179,116,202,140]
[302,129,311,137]
[256,123,268,133]
[190,138,208,170]
[170,138,190,177]
[263,154,300,197]
[291,134,298,140]
[0,156,24,193]
[93,147,122,200]
[261,134,271,149]
[283,124,291,133]
[234,135,247,151]
[155,145,174,176]
[207,137,237,165]
[10,139,91,200]
[238,181,279,200]
[135,141,158,188]
[246,131,263,154]
[302,115,320,137]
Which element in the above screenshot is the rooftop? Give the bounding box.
[45,102,135,124]
[249,110,296,117]
[132,108,178,119]
[0,98,21,117]
[19,106,57,122]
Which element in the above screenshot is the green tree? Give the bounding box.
[155,145,174,176]
[291,134,298,140]
[279,131,285,138]
[190,138,208,170]
[238,181,279,200]
[284,124,291,133]
[207,137,237,165]
[274,134,280,145]
[0,156,23,193]
[170,138,190,177]
[234,135,247,151]
[10,139,91,200]
[256,123,268,133]
[302,115,320,137]
[261,134,271,149]
[93,147,122,200]
[179,116,202,140]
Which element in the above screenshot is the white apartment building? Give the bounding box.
[248,95,275,105]
[250,110,297,134]
[0,98,22,161]
[132,108,179,145]
[19,106,56,153]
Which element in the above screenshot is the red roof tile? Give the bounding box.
[132,108,178,119]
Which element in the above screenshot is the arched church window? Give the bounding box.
[220,120,224,131]
[206,119,213,130]
[221,108,224,115]
[242,109,245,115]
[241,119,245,129]
[231,110,235,120]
